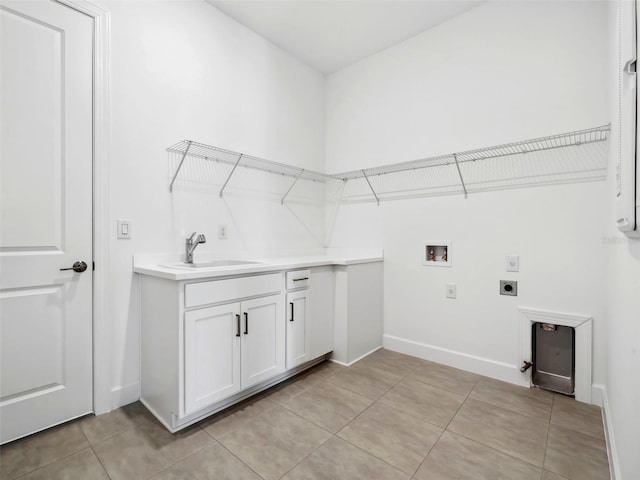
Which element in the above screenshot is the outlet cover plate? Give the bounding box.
[446,283,457,299]
[500,280,517,296]
[506,255,520,272]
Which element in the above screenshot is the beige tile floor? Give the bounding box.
[0,349,611,480]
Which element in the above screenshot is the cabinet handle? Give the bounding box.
[244,312,248,335]
[290,302,294,322]
[236,314,241,337]
[292,277,309,282]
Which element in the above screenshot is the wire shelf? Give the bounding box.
[336,124,611,203]
[168,141,333,182]
[167,140,338,204]
[167,124,610,205]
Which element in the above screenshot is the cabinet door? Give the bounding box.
[184,303,241,414]
[240,295,285,389]
[286,290,311,369]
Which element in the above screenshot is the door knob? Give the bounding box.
[60,261,88,273]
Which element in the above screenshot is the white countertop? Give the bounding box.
[133,249,383,281]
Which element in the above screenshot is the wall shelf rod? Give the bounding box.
[452,154,468,199]
[168,140,192,192]
[281,169,304,205]
[362,169,380,205]
[219,153,243,198]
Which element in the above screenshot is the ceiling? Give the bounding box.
[206,1,483,74]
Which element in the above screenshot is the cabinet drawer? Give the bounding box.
[286,269,311,290]
[185,273,282,308]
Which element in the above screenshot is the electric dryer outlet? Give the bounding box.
[500,280,517,296]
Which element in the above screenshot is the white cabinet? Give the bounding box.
[138,260,377,433]
[183,294,284,415]
[141,273,288,432]
[285,267,336,369]
[286,289,311,369]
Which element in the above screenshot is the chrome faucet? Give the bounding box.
[185,232,206,264]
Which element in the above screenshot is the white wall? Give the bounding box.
[326,1,610,385]
[603,1,640,478]
[102,0,326,407]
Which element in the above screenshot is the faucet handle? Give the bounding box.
[187,232,197,243]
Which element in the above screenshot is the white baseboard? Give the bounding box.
[599,385,620,480]
[383,334,525,386]
[111,382,140,410]
[330,346,381,367]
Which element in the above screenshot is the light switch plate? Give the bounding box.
[506,255,519,272]
[446,283,457,299]
[117,219,132,239]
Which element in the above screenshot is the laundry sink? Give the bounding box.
[161,260,261,269]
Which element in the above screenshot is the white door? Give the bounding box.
[286,290,311,369]
[184,303,241,415]
[0,0,93,443]
[241,295,285,389]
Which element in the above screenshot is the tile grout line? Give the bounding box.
[407,366,483,398]
[216,438,268,480]
[10,447,98,480]
[10,421,94,480]
[324,358,417,431]
[275,430,333,479]
[270,367,364,478]
[328,434,410,478]
[328,359,453,478]
[323,355,415,399]
[441,393,551,471]
[89,444,114,480]
[142,428,221,480]
[278,385,376,435]
[138,424,216,480]
[410,377,480,478]
[466,380,556,422]
[77,414,113,479]
[540,395,555,478]
[548,399,610,441]
[212,400,334,480]
[275,356,416,479]
[81,410,151,448]
[322,374,396,402]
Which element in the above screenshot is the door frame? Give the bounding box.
[54,0,111,415]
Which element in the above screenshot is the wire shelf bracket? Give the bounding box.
[362,169,380,205]
[219,153,243,198]
[452,154,468,199]
[281,169,304,205]
[168,140,192,192]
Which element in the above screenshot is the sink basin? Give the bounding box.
[161,260,261,269]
